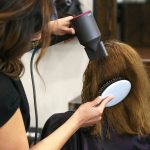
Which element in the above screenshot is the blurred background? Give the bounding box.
[21,0,150,135]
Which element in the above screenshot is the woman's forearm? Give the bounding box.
[30,96,113,150]
[30,113,80,150]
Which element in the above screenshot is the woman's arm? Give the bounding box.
[31,96,112,150]
[0,96,112,150]
[32,16,75,42]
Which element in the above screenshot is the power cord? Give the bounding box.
[30,48,39,145]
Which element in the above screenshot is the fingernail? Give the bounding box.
[102,96,114,101]
[98,96,101,99]
[96,96,102,103]
[108,96,114,101]
[109,96,114,99]
[71,29,75,34]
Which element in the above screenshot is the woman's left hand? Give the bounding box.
[49,16,75,35]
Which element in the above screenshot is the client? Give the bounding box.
[41,41,150,150]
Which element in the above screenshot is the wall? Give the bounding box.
[21,1,93,127]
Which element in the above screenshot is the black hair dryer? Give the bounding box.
[72,11,108,60]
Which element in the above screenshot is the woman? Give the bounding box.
[41,41,150,150]
[81,41,150,149]
[0,0,112,150]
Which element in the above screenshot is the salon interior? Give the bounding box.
[21,0,150,143]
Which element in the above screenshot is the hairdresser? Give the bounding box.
[0,0,113,150]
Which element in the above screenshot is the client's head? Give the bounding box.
[81,40,150,137]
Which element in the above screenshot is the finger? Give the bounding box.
[90,96,103,107]
[61,21,70,26]
[64,16,74,21]
[97,96,114,112]
[63,27,75,34]
[90,96,111,107]
[82,116,102,127]
[69,28,75,34]
[89,116,102,123]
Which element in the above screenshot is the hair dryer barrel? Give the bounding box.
[72,11,101,45]
[72,11,108,60]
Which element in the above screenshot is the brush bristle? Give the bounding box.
[98,77,123,96]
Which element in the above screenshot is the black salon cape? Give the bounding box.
[41,111,150,150]
[41,111,101,150]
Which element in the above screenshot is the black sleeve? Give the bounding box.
[0,74,20,127]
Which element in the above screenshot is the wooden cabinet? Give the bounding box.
[121,3,150,47]
[136,48,150,76]
[93,0,117,41]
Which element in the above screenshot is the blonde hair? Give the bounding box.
[82,41,150,137]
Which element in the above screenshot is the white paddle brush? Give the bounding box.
[99,78,131,107]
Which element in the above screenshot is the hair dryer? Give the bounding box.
[72,11,108,60]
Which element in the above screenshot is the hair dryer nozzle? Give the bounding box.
[85,41,108,60]
[72,11,108,60]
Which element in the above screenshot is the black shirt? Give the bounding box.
[0,73,30,131]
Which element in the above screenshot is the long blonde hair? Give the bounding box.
[82,41,150,137]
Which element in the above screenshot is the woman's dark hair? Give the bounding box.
[0,0,51,79]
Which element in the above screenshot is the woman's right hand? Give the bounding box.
[73,96,113,127]
[49,16,75,36]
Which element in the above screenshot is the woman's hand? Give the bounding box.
[73,96,113,127]
[49,16,75,35]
